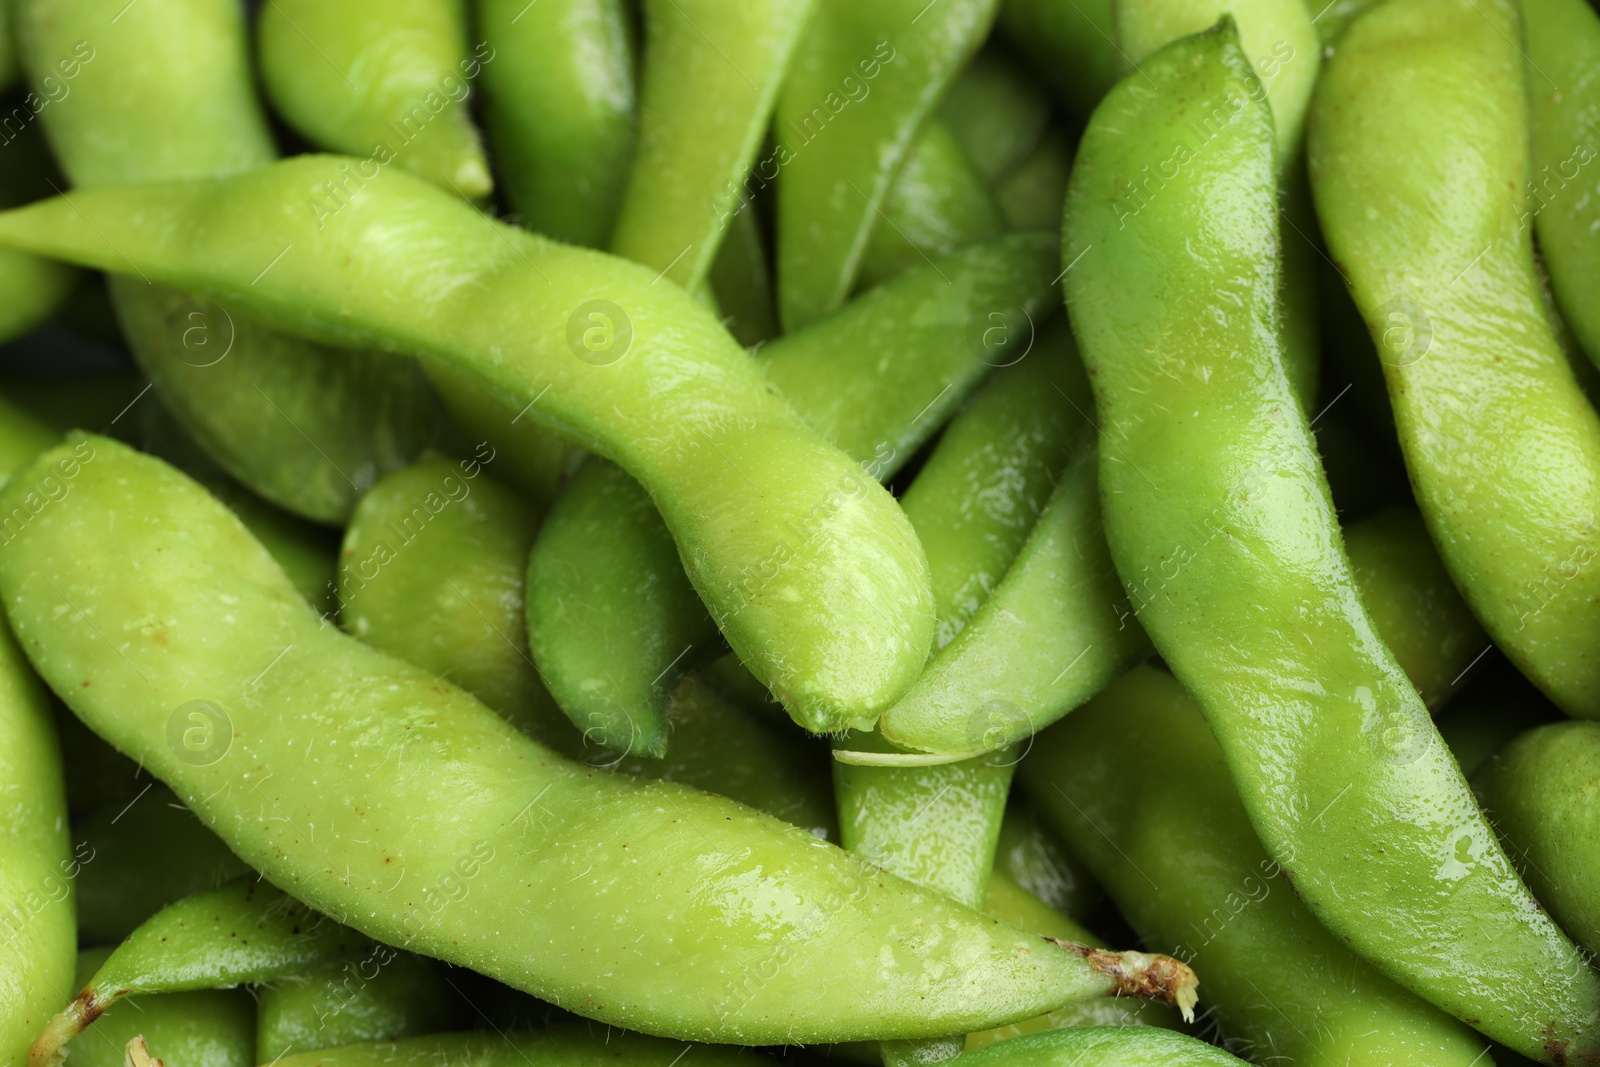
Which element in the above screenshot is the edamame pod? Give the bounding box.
[1436,659,1561,778]
[527,232,1059,747]
[74,785,251,945]
[61,947,254,1067]
[257,0,491,197]
[1069,22,1600,1061]
[479,0,636,248]
[17,0,442,524]
[256,953,461,1061]
[5,436,1192,1046]
[33,881,366,1064]
[1310,0,1600,716]
[856,119,1003,292]
[1475,721,1600,959]
[270,1028,760,1067]
[948,1027,1248,1066]
[1524,0,1600,368]
[706,206,780,347]
[0,123,77,344]
[938,46,1052,188]
[0,157,934,731]
[776,0,999,329]
[611,0,815,288]
[992,798,1101,926]
[996,0,1118,116]
[994,132,1073,232]
[1023,667,1491,1067]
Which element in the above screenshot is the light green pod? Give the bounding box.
[479,0,636,248]
[527,232,1060,748]
[1310,0,1600,716]
[1524,0,1600,367]
[996,0,1119,115]
[952,1028,1247,1066]
[994,132,1073,232]
[611,0,815,288]
[421,368,572,511]
[706,205,780,347]
[256,953,461,1062]
[1071,22,1600,1061]
[776,0,1000,329]
[339,455,572,750]
[992,798,1101,926]
[74,785,251,945]
[17,0,442,524]
[62,949,254,1067]
[939,46,1053,187]
[33,881,367,1063]
[257,0,490,197]
[856,119,1003,291]
[4,436,1184,1046]
[0,122,77,344]
[1023,666,1490,1067]
[271,1028,761,1067]
[0,157,934,735]
[1475,721,1600,958]
[214,486,340,617]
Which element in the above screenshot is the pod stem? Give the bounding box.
[831,748,979,767]
[124,1036,162,1067]
[1052,939,1200,1022]
[28,986,111,1067]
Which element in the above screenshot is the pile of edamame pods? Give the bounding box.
[0,0,1598,1064]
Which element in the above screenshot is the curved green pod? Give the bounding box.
[856,119,1003,291]
[33,881,367,1064]
[992,799,1101,926]
[479,0,635,248]
[994,132,1073,232]
[256,953,461,1061]
[526,232,1060,748]
[1475,721,1600,959]
[939,46,1052,188]
[0,157,934,734]
[1022,667,1490,1067]
[1525,0,1600,367]
[213,486,340,617]
[421,367,572,511]
[706,206,780,347]
[775,0,1000,329]
[256,0,491,197]
[0,123,77,344]
[61,948,254,1067]
[1310,0,1600,717]
[996,0,1119,116]
[339,455,573,750]
[951,1028,1247,1066]
[5,436,1189,1047]
[74,785,251,945]
[611,0,815,288]
[16,0,441,525]
[1071,22,1600,1062]
[271,1028,761,1067]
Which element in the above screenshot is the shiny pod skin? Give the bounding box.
[1475,721,1600,959]
[255,953,462,1061]
[1523,0,1600,367]
[257,0,491,197]
[269,1028,762,1067]
[526,232,1060,748]
[1310,0,1600,717]
[15,0,441,524]
[0,157,934,733]
[4,437,1176,1046]
[478,0,636,248]
[775,0,999,329]
[1066,23,1600,1061]
[62,946,254,1067]
[0,123,76,344]
[948,1027,1247,1066]
[611,0,815,288]
[1023,667,1491,1067]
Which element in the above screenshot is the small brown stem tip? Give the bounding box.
[1051,939,1200,1023]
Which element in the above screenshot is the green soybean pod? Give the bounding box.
[1475,721,1600,958]
[706,206,780,347]
[938,46,1053,188]
[1525,0,1600,367]
[991,798,1101,926]
[257,0,490,197]
[479,0,635,248]
[1021,666,1490,1067]
[0,158,933,736]
[1436,659,1561,778]
[256,954,461,1062]
[996,0,1118,116]
[775,0,999,329]
[1310,0,1600,716]
[1070,21,1600,1061]
[526,232,1061,748]
[5,436,1188,1046]
[61,948,254,1067]
[270,1028,761,1067]
[338,454,573,751]
[855,119,1003,292]
[994,133,1073,232]
[16,0,441,524]
[33,882,367,1063]
[951,1028,1248,1067]
[611,0,815,288]
[74,785,251,945]
[0,123,77,344]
